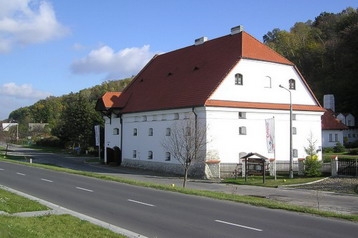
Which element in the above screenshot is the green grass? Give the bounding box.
[0,215,125,238]
[224,175,325,187]
[0,189,47,214]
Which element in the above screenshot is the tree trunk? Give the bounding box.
[183,167,188,188]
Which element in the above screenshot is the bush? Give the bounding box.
[333,142,346,153]
[323,147,334,153]
[304,155,322,177]
[35,136,63,148]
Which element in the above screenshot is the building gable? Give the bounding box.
[109,28,301,114]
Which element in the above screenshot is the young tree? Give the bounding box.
[162,117,207,188]
[304,132,322,177]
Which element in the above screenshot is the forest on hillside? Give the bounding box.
[2,7,357,150]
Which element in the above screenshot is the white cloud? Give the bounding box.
[70,45,156,79]
[0,82,52,120]
[0,0,69,52]
[0,82,51,99]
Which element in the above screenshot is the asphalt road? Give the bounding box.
[1,159,358,238]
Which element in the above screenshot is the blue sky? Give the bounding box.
[0,0,357,120]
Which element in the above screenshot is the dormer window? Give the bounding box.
[235,73,243,85]
[289,79,296,90]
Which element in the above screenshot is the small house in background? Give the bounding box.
[322,94,358,147]
[321,109,348,147]
[96,26,324,178]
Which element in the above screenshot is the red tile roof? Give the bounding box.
[98,31,321,114]
[322,109,348,130]
[95,92,121,111]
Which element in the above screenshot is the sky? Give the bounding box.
[0,0,357,120]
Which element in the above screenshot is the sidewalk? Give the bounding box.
[4,145,358,216]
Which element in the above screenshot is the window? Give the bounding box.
[148,151,153,159]
[235,73,243,85]
[292,127,297,135]
[238,112,246,119]
[293,149,298,158]
[152,115,157,121]
[289,79,296,90]
[329,134,333,142]
[113,128,119,135]
[166,128,171,136]
[133,150,137,158]
[148,128,153,136]
[142,115,147,121]
[185,127,191,136]
[335,134,338,142]
[239,126,247,135]
[264,76,271,88]
[165,152,171,161]
[174,113,179,120]
[133,128,138,136]
[162,114,167,121]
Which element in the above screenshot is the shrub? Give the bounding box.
[304,155,322,177]
[333,142,346,153]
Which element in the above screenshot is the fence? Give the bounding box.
[219,158,356,178]
[337,158,358,177]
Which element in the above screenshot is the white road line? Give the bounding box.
[41,178,53,183]
[16,172,26,176]
[128,199,155,207]
[0,168,4,171]
[76,187,93,192]
[215,219,263,232]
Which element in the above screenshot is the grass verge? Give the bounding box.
[0,214,125,238]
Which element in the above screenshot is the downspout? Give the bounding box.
[119,114,123,165]
[192,107,198,161]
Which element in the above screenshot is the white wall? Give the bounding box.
[205,107,323,163]
[210,59,318,106]
[322,130,344,148]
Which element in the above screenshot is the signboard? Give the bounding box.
[94,125,100,146]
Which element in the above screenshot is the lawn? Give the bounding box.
[0,188,125,237]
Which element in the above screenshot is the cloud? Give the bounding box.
[0,0,69,52]
[0,82,51,99]
[70,45,156,79]
[0,82,52,119]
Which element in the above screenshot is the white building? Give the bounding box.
[321,109,348,148]
[96,26,324,178]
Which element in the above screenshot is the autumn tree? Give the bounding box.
[162,117,207,188]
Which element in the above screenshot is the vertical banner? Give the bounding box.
[265,118,275,153]
[94,125,100,146]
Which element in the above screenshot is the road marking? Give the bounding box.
[0,168,4,171]
[16,172,26,176]
[75,187,93,192]
[215,219,262,232]
[128,199,155,207]
[41,178,53,183]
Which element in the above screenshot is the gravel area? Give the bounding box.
[295,177,358,194]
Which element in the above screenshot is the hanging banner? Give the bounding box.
[265,118,275,153]
[94,125,100,146]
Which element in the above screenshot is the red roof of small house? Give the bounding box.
[322,109,348,130]
[97,30,322,114]
[95,92,121,111]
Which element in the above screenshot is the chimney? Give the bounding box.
[231,25,244,35]
[323,94,335,112]
[194,36,208,45]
